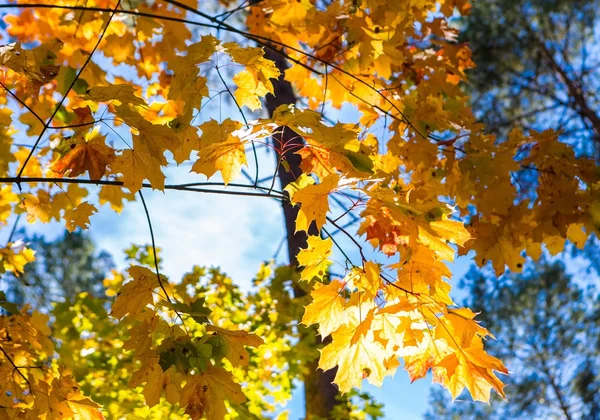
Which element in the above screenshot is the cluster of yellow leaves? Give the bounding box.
[0,0,598,417]
[297,203,508,401]
[48,259,303,419]
[0,242,35,275]
[0,308,103,419]
[103,264,265,419]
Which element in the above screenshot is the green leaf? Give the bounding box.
[171,297,211,324]
[159,338,212,374]
[0,291,19,314]
[189,343,212,373]
[56,66,77,95]
[344,151,374,173]
[206,334,228,361]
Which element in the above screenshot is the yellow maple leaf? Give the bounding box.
[566,222,587,249]
[224,43,280,111]
[115,104,181,161]
[143,365,166,407]
[205,325,264,367]
[21,191,52,223]
[66,394,105,420]
[371,304,413,351]
[297,235,332,281]
[98,185,135,213]
[182,365,246,420]
[346,261,381,298]
[86,84,147,106]
[0,42,42,80]
[302,279,346,337]
[169,59,209,115]
[233,69,266,111]
[434,345,507,403]
[111,265,158,319]
[0,186,19,225]
[192,134,247,185]
[63,202,97,232]
[423,219,471,260]
[291,173,339,232]
[15,147,42,178]
[319,323,387,393]
[0,244,35,275]
[111,149,165,193]
[470,220,526,275]
[185,35,219,63]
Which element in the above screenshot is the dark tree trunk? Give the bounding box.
[265,48,340,419]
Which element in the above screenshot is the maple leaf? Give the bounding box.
[15,146,42,178]
[63,202,97,232]
[566,223,587,249]
[111,266,158,319]
[192,121,247,185]
[186,35,219,63]
[85,84,147,106]
[434,347,508,403]
[302,279,346,337]
[68,106,95,129]
[371,302,415,351]
[289,173,340,232]
[169,62,209,115]
[343,262,382,299]
[171,122,201,164]
[319,323,387,393]
[0,244,35,275]
[66,394,105,420]
[0,186,18,226]
[98,185,135,213]
[468,219,526,275]
[0,42,42,81]
[298,123,375,177]
[50,134,115,180]
[297,236,332,281]
[115,104,182,161]
[205,325,264,367]
[21,191,52,223]
[111,149,165,193]
[223,43,280,111]
[182,365,246,420]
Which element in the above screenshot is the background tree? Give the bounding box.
[3,229,114,309]
[424,3,600,418]
[462,0,600,154]
[425,252,600,419]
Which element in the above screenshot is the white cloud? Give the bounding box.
[93,184,283,290]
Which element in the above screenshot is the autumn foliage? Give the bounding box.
[0,0,598,418]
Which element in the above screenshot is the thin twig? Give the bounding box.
[0,81,45,125]
[138,191,188,332]
[0,345,33,395]
[0,177,286,199]
[16,0,122,179]
[326,216,367,263]
[322,227,357,270]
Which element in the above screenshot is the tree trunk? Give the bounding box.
[265,48,340,419]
